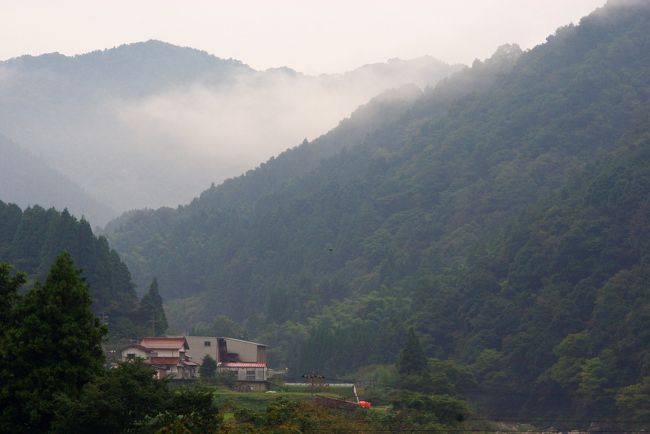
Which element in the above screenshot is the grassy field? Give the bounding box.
[212,385,355,412]
[273,383,356,399]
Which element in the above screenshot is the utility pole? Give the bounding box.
[302,373,325,396]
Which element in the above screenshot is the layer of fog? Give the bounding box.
[0,49,460,224]
[116,61,442,164]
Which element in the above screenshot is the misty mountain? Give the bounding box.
[0,41,460,223]
[106,0,650,419]
[0,133,113,223]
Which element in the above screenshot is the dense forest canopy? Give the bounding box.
[106,0,650,419]
[0,201,158,338]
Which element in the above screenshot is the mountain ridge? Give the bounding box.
[0,40,460,223]
[105,0,650,419]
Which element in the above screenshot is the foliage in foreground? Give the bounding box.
[0,253,106,432]
[0,256,217,433]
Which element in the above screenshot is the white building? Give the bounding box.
[216,337,269,391]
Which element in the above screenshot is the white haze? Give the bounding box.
[108,61,460,208]
[114,66,436,166]
[0,0,606,73]
[0,1,609,225]
[0,53,459,223]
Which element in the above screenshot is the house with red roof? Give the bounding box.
[121,335,269,388]
[121,336,199,379]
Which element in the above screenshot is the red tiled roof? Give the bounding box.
[141,336,188,350]
[220,362,266,368]
[148,357,182,366]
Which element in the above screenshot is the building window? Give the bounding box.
[246,370,256,381]
[204,341,211,347]
[126,353,136,360]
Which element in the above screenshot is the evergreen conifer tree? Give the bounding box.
[0,263,25,327]
[140,277,168,335]
[396,328,433,392]
[397,327,429,376]
[0,252,106,432]
[0,263,27,420]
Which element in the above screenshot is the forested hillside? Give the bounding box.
[106,0,650,420]
[0,201,158,338]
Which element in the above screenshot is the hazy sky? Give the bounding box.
[2,0,606,73]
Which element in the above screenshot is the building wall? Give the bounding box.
[185,336,218,364]
[224,338,262,362]
[257,346,267,363]
[121,347,150,360]
[153,348,180,357]
[218,366,267,381]
[236,367,266,381]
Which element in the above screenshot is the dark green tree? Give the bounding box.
[0,263,27,431]
[397,328,433,392]
[0,263,25,327]
[200,354,217,379]
[0,200,142,339]
[397,328,428,376]
[211,314,246,339]
[53,359,222,433]
[52,359,169,434]
[140,277,168,335]
[0,252,106,432]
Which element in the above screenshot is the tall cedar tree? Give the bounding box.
[397,328,428,376]
[140,277,168,335]
[0,253,106,432]
[0,263,27,418]
[0,263,25,328]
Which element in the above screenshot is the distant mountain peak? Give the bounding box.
[78,39,251,68]
[2,39,252,71]
[262,66,302,76]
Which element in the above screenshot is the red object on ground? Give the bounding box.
[358,401,372,408]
